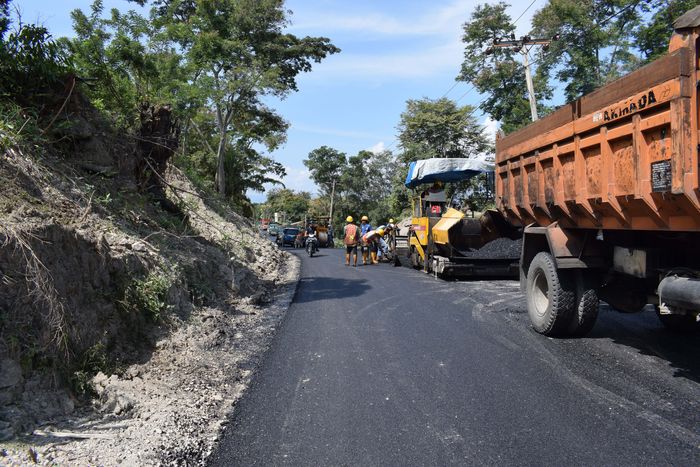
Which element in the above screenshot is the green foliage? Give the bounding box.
[0,102,45,150]
[122,270,173,322]
[68,0,186,128]
[636,0,700,63]
[152,0,339,196]
[532,0,642,102]
[70,341,110,395]
[457,173,496,212]
[458,2,551,134]
[261,188,311,223]
[304,146,347,195]
[397,97,492,160]
[0,1,71,100]
[301,145,399,229]
[59,0,338,213]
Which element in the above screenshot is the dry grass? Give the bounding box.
[1,223,70,359]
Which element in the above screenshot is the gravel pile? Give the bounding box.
[461,237,522,260]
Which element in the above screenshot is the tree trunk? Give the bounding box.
[215,130,227,195]
[329,178,337,220]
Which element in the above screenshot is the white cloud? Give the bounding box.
[308,38,464,81]
[289,0,477,37]
[367,141,386,154]
[482,116,499,142]
[247,165,318,203]
[292,123,384,141]
[279,166,316,194]
[292,0,546,82]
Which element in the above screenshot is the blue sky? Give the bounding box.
[17,0,547,202]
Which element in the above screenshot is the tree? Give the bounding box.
[304,146,348,196]
[635,0,700,63]
[153,0,339,196]
[397,97,491,161]
[263,188,311,223]
[458,2,550,134]
[0,0,70,99]
[531,0,641,102]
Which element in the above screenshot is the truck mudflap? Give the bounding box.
[432,255,519,278]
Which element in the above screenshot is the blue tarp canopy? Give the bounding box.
[405,157,494,188]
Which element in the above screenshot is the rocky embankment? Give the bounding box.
[0,103,298,465]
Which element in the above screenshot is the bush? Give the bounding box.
[122,271,173,322]
[0,8,71,100]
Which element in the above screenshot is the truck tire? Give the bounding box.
[526,252,576,336]
[568,272,599,337]
[655,305,700,333]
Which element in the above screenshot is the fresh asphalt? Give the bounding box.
[209,246,700,466]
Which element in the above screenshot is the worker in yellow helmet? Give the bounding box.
[359,215,372,265]
[361,227,384,265]
[343,216,359,266]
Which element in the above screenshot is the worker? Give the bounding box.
[359,215,372,265]
[386,218,397,260]
[343,216,359,266]
[362,228,385,265]
[375,223,394,261]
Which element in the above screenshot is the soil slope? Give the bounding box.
[0,104,298,465]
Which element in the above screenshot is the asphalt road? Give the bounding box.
[210,247,700,466]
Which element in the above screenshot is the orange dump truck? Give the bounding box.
[496,8,700,336]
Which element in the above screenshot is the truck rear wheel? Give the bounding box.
[568,272,599,337]
[526,252,576,336]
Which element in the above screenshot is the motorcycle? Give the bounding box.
[305,233,318,257]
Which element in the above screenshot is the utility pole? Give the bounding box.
[328,178,336,224]
[521,48,538,121]
[490,35,556,122]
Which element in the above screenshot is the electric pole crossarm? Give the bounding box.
[489,35,557,122]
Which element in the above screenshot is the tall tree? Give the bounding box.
[458,2,550,134]
[69,1,188,127]
[635,0,700,63]
[303,146,348,196]
[153,0,339,196]
[263,188,311,223]
[397,97,491,161]
[531,0,641,102]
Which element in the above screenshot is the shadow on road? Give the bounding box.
[588,308,700,384]
[294,276,368,303]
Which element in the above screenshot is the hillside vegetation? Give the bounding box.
[0,0,326,463]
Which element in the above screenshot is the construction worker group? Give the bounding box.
[342,215,395,267]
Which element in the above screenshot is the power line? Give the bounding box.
[511,0,538,27]
[389,0,643,154]
[440,81,460,98]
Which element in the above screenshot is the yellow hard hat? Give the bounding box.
[377,228,385,236]
[361,215,369,221]
[389,218,395,224]
[346,216,353,222]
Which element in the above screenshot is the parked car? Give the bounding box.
[268,223,281,236]
[277,227,300,247]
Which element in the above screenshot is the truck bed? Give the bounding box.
[495,41,700,232]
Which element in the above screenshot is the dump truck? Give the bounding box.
[496,7,700,335]
[404,158,522,278]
